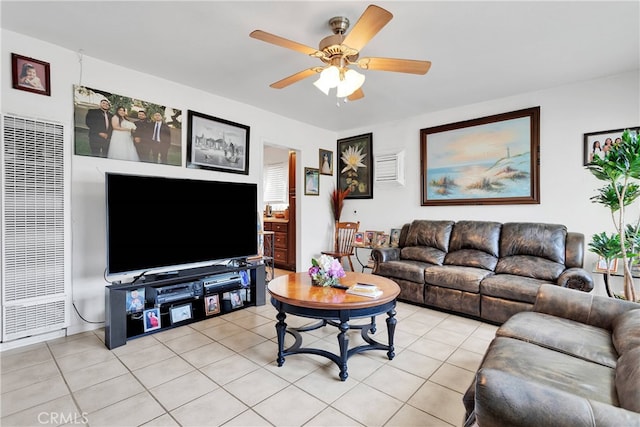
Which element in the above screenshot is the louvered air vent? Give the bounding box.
[374,151,404,185]
[2,115,69,342]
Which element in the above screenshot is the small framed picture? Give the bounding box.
[595,257,619,273]
[125,288,145,314]
[364,231,377,247]
[143,308,161,332]
[229,290,244,309]
[319,149,333,175]
[205,295,220,316]
[170,303,192,324]
[304,167,320,196]
[239,270,250,286]
[389,228,401,248]
[353,232,365,247]
[12,53,51,96]
[583,127,640,165]
[375,233,389,248]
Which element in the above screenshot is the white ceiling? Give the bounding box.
[2,1,639,132]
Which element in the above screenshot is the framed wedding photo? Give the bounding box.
[12,53,50,96]
[186,110,250,174]
[319,149,333,175]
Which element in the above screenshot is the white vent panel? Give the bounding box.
[374,151,405,185]
[2,115,68,341]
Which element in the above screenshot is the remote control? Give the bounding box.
[331,284,349,290]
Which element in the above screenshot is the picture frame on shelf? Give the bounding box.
[125,288,145,315]
[583,127,640,165]
[143,308,161,332]
[304,167,320,196]
[389,229,401,248]
[186,110,250,174]
[229,290,244,309]
[170,303,192,324]
[205,295,220,316]
[319,149,333,175]
[338,133,373,199]
[364,231,377,247]
[420,107,540,206]
[12,53,51,96]
[374,233,389,248]
[595,257,619,273]
[353,232,365,247]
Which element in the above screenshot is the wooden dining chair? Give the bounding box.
[321,221,360,271]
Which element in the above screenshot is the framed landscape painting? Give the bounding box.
[420,107,540,206]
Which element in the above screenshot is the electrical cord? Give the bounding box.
[72,301,104,324]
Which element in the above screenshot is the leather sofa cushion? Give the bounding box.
[481,337,618,406]
[500,222,567,264]
[495,255,565,281]
[375,259,431,283]
[448,220,501,257]
[480,274,547,304]
[497,312,619,368]
[612,309,640,355]
[401,246,446,265]
[616,346,640,412]
[424,265,493,293]
[445,249,498,271]
[404,220,453,251]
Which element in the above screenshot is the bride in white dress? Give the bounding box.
[108,107,139,161]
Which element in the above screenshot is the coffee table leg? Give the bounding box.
[275,310,287,366]
[337,320,350,381]
[386,307,397,360]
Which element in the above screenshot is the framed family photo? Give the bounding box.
[186,110,250,174]
[595,257,619,273]
[205,295,220,316]
[143,308,161,332]
[583,127,640,165]
[420,107,540,206]
[12,53,50,96]
[338,133,373,199]
[319,149,333,175]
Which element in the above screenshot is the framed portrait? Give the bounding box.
[374,233,389,248]
[229,290,244,309]
[205,295,220,316]
[595,257,619,273]
[319,149,333,175]
[125,288,145,314]
[364,230,378,247]
[338,133,373,199]
[304,167,320,196]
[583,127,640,165]
[420,107,540,206]
[12,53,50,96]
[186,110,250,175]
[389,228,401,248]
[143,308,161,332]
[353,232,365,247]
[73,85,183,164]
[170,303,192,324]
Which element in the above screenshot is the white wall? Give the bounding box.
[3,29,639,339]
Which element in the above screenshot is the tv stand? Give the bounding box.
[104,263,265,349]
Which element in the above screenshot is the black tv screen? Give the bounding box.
[106,173,258,277]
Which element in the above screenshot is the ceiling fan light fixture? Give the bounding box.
[336,69,365,98]
[313,66,340,95]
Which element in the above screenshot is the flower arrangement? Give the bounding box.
[308,254,346,287]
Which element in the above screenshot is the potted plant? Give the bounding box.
[586,129,640,301]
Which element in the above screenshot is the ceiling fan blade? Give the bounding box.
[270,68,320,89]
[357,57,432,74]
[343,5,393,52]
[250,30,322,57]
[347,88,364,101]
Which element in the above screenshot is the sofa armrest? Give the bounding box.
[370,247,400,273]
[557,267,594,292]
[474,368,640,427]
[533,284,639,330]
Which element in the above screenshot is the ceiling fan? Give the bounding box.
[250,4,431,101]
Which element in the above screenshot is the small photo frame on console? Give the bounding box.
[239,270,250,286]
[205,295,220,316]
[126,288,145,314]
[229,290,244,309]
[143,308,161,332]
[170,303,192,324]
[595,257,619,273]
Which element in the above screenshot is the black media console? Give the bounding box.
[104,263,266,349]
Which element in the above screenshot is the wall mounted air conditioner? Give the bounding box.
[374,151,405,186]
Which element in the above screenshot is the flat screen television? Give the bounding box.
[106,173,258,278]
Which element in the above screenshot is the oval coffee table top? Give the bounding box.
[267,272,400,310]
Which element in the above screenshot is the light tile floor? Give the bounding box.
[0,272,497,427]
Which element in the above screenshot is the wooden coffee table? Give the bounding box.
[267,271,400,381]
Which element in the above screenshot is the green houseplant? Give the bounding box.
[586,129,640,301]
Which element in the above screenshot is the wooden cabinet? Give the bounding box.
[264,219,293,270]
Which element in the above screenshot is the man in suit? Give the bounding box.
[150,112,172,164]
[85,99,112,157]
[132,110,153,162]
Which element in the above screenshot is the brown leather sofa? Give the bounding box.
[463,285,640,427]
[371,220,593,323]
